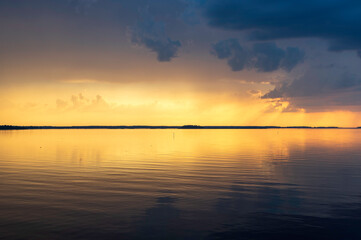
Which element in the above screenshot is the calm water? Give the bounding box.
[0,129,361,240]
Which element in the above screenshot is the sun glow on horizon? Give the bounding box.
[1,79,361,127]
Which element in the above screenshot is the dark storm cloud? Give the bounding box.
[181,5,200,26]
[205,0,361,110]
[211,39,304,72]
[260,60,361,111]
[180,0,206,25]
[130,19,182,62]
[70,0,98,14]
[211,39,248,71]
[205,0,361,56]
[262,67,361,102]
[71,0,98,8]
[2,0,361,112]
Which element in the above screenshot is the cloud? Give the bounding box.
[206,1,361,111]
[211,39,304,72]
[263,70,361,99]
[69,0,99,14]
[205,0,361,56]
[262,99,298,113]
[57,93,110,111]
[248,89,262,96]
[181,6,200,26]
[61,79,100,84]
[180,0,206,25]
[262,66,361,110]
[211,39,248,71]
[75,0,98,6]
[56,99,68,110]
[130,18,181,62]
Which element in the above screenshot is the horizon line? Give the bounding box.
[1,124,360,130]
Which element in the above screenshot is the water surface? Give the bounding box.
[0,129,361,239]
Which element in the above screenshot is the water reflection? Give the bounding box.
[0,129,361,239]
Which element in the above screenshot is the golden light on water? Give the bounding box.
[1,129,358,168]
[1,128,361,238]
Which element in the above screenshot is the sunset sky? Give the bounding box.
[1,0,361,126]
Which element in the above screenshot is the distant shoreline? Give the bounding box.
[0,125,355,130]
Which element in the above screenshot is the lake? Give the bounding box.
[0,129,361,239]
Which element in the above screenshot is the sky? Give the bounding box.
[1,0,361,126]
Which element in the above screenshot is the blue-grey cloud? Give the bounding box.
[261,66,361,111]
[180,0,206,25]
[181,7,200,26]
[211,39,248,71]
[205,0,361,56]
[69,0,98,14]
[262,67,361,100]
[131,19,181,62]
[211,39,304,72]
